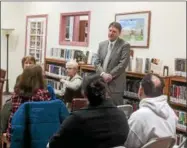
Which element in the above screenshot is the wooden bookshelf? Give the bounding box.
[169,76,187,108]
[45,58,66,65]
[169,76,187,135]
[80,64,95,71]
[169,76,186,83]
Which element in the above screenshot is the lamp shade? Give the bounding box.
[1,28,15,35]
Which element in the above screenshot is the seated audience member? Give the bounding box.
[6,65,51,141]
[14,55,36,91]
[60,60,82,107]
[0,55,36,134]
[125,74,178,148]
[49,74,129,148]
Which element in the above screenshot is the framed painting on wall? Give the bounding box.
[115,11,151,48]
[25,14,48,63]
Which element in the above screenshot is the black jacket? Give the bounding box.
[49,100,129,148]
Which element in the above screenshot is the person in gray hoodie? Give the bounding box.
[125,73,178,148]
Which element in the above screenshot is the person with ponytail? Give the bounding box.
[49,74,129,148]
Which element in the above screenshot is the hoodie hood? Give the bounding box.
[139,95,171,119]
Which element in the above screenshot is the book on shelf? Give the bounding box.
[175,133,187,147]
[144,58,151,73]
[123,79,141,111]
[126,79,141,94]
[174,109,187,132]
[175,58,187,77]
[170,84,187,105]
[50,48,89,63]
[46,64,66,76]
[150,58,163,75]
[46,78,62,95]
[135,57,143,73]
[126,57,133,72]
[90,53,98,66]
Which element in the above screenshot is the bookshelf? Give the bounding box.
[78,65,171,111]
[168,76,187,133]
[44,58,67,95]
[168,76,187,146]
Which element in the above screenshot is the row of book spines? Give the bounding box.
[174,109,187,126]
[51,49,78,59]
[46,78,62,91]
[175,134,186,145]
[170,97,186,106]
[50,48,90,61]
[170,85,187,100]
[46,64,66,75]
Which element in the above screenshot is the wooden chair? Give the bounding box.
[141,136,176,148]
[1,133,10,148]
[0,69,7,148]
[117,104,133,119]
[0,69,6,109]
[71,98,88,112]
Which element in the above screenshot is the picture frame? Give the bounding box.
[115,11,151,48]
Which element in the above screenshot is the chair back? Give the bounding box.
[10,99,69,148]
[141,136,176,148]
[71,98,88,112]
[117,104,133,119]
[47,84,56,100]
[177,137,187,148]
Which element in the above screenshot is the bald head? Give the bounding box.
[151,75,161,88]
[140,74,165,97]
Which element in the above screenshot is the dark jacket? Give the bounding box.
[49,99,129,148]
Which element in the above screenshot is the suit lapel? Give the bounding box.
[107,38,121,66]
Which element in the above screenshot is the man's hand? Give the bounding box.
[101,73,112,83]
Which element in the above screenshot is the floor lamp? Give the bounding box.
[1,28,15,95]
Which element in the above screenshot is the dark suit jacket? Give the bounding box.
[95,38,130,94]
[49,100,129,148]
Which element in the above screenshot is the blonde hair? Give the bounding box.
[66,60,79,70]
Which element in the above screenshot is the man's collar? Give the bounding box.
[109,38,118,45]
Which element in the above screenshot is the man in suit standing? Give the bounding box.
[95,22,130,106]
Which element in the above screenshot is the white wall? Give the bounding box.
[1,2,186,91]
[1,2,26,92]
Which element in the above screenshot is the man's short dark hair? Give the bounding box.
[108,22,122,32]
[140,73,165,97]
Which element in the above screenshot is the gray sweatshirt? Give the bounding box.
[125,95,178,148]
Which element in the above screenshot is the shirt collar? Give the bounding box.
[109,38,118,46]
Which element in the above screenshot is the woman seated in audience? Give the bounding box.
[0,55,36,134]
[6,64,51,142]
[49,74,129,148]
[60,60,83,108]
[15,55,36,90]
